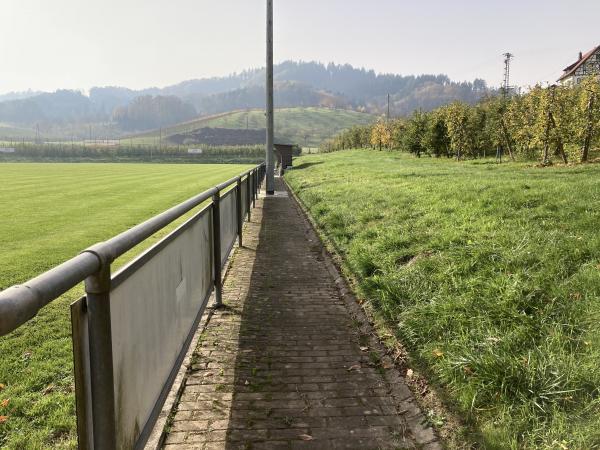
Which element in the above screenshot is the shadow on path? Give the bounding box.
[164,178,437,449]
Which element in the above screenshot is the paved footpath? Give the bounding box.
[163,178,439,450]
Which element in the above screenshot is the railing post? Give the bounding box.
[85,262,117,450]
[258,167,262,192]
[252,170,257,208]
[212,192,222,307]
[256,168,260,194]
[246,172,252,222]
[236,178,243,248]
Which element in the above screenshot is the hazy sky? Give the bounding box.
[2,0,599,94]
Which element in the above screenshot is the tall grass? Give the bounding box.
[286,150,600,449]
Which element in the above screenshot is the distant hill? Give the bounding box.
[183,81,350,117]
[128,107,376,147]
[161,61,489,117]
[0,61,490,134]
[0,90,100,125]
[0,90,44,103]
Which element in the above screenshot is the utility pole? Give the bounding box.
[502,52,514,99]
[265,0,275,195]
[387,94,390,120]
[497,52,515,162]
[158,99,162,151]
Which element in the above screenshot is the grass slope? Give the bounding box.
[128,107,375,147]
[0,163,252,448]
[286,150,600,449]
[0,124,35,140]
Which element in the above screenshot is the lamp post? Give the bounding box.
[265,0,275,194]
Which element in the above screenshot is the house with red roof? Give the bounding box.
[558,45,600,85]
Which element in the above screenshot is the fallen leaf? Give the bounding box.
[0,384,4,391]
[347,364,361,372]
[299,434,313,441]
[432,349,444,358]
[463,366,474,376]
[406,369,414,378]
[381,360,394,370]
[0,416,7,424]
[203,372,214,378]
[359,346,369,352]
[0,399,9,408]
[244,380,250,385]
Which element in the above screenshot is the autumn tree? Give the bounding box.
[370,119,392,151]
[401,110,428,157]
[323,77,600,162]
[443,102,476,160]
[389,119,406,150]
[576,77,600,162]
[421,109,451,157]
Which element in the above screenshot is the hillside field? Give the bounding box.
[286,151,600,449]
[0,163,252,449]
[0,124,35,140]
[128,107,376,147]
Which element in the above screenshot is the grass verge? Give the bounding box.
[286,150,600,449]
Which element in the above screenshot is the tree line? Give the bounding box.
[112,95,197,131]
[322,77,600,164]
[0,142,264,163]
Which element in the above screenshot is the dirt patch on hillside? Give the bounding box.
[168,127,266,146]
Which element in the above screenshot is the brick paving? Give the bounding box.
[163,178,439,450]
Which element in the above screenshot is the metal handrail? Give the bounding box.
[0,163,265,336]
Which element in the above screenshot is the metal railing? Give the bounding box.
[0,163,265,450]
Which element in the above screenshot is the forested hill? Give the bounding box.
[0,61,490,131]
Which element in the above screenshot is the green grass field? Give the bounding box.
[286,151,600,449]
[128,107,375,147]
[0,163,252,448]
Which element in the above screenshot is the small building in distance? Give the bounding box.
[274,144,295,175]
[558,45,600,85]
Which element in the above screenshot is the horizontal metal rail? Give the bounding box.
[0,163,265,337]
